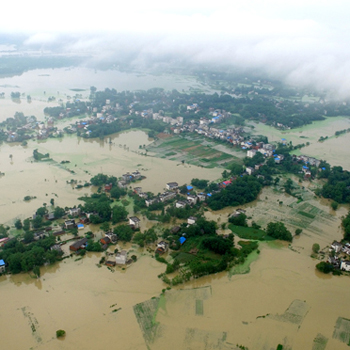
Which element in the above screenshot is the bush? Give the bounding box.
[312,243,320,254]
[56,329,66,338]
[316,261,333,274]
[295,228,302,236]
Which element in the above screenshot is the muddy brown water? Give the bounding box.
[1,77,350,349]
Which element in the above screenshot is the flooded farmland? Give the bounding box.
[249,117,350,170]
[1,72,350,350]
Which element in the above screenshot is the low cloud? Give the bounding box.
[10,1,350,98]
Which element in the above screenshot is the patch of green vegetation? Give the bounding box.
[229,224,273,241]
[333,317,350,345]
[195,299,203,315]
[269,299,310,325]
[312,333,328,350]
[229,249,260,276]
[298,211,316,219]
[133,297,161,345]
[165,151,176,157]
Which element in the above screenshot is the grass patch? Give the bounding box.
[229,249,260,276]
[298,211,315,219]
[312,333,328,350]
[333,317,350,345]
[195,300,203,316]
[228,224,273,241]
[165,151,176,157]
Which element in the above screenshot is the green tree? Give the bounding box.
[32,215,43,229]
[36,207,47,217]
[23,219,31,232]
[266,222,293,242]
[33,266,40,278]
[112,206,128,224]
[100,221,110,232]
[316,261,333,274]
[113,225,134,242]
[312,243,320,254]
[53,206,66,219]
[228,213,247,227]
[14,219,22,230]
[50,198,55,206]
[331,201,338,210]
[295,228,302,236]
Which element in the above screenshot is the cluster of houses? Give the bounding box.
[328,241,350,271]
[117,170,143,189]
[5,116,63,142]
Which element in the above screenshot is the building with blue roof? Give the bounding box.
[179,237,186,245]
[0,259,5,273]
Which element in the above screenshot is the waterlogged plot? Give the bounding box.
[133,297,162,345]
[21,306,42,343]
[229,250,260,277]
[269,299,310,325]
[184,328,231,350]
[333,317,350,345]
[147,135,235,168]
[312,333,328,350]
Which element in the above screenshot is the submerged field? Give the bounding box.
[147,134,244,168]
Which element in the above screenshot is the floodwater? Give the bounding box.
[0,67,206,99]
[0,130,221,225]
[1,71,350,350]
[249,117,350,170]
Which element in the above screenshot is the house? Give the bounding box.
[247,149,257,158]
[156,241,169,254]
[34,232,47,240]
[187,194,198,205]
[0,259,5,273]
[179,237,187,245]
[171,226,181,234]
[331,241,343,253]
[116,250,127,265]
[129,216,141,229]
[64,219,76,230]
[134,187,142,194]
[132,171,141,180]
[166,182,178,190]
[175,200,187,209]
[187,216,197,225]
[50,245,63,253]
[105,260,116,267]
[104,183,113,192]
[341,260,350,271]
[46,213,55,220]
[145,198,159,207]
[118,180,128,188]
[245,167,254,175]
[100,236,111,245]
[68,208,81,217]
[80,216,89,224]
[105,232,118,243]
[159,191,176,202]
[69,238,88,251]
[197,193,206,202]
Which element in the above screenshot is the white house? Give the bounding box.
[129,216,141,228]
[69,207,81,217]
[175,200,187,209]
[187,216,197,225]
[331,241,343,253]
[187,194,198,205]
[246,167,255,175]
[116,250,127,265]
[341,260,350,271]
[247,149,256,158]
[166,182,178,190]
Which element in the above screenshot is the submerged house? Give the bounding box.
[69,238,88,251]
[116,250,127,265]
